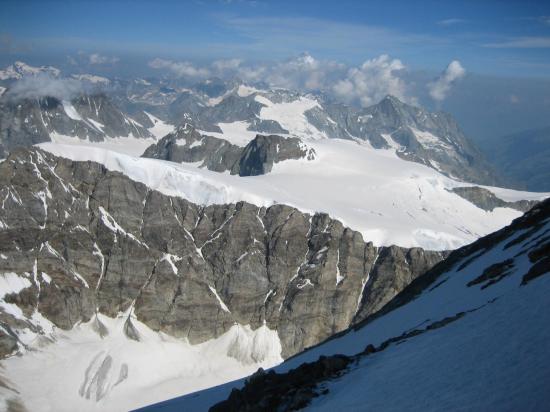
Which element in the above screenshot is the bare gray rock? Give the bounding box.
[0,94,152,158]
[141,124,315,177]
[451,186,538,212]
[0,147,444,359]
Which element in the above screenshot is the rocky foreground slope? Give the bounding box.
[0,146,449,411]
[164,196,550,412]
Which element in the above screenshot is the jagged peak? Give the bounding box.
[381,94,402,104]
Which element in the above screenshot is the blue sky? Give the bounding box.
[1,0,550,77]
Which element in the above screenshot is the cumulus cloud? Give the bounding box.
[89,53,119,65]
[5,74,84,101]
[212,58,242,72]
[427,60,466,102]
[149,53,344,90]
[212,53,345,92]
[234,65,266,83]
[149,58,210,78]
[260,52,345,90]
[332,55,410,107]
[148,53,419,107]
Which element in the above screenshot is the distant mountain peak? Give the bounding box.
[0,60,61,80]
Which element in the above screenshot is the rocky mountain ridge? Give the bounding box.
[142,123,316,176]
[0,147,446,363]
[0,93,153,158]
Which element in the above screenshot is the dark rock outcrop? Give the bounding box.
[234,134,314,176]
[210,355,352,412]
[450,186,538,212]
[141,124,316,177]
[141,124,242,172]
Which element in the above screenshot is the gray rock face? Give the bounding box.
[0,93,152,157]
[313,96,504,186]
[0,148,445,359]
[451,186,538,212]
[141,124,242,172]
[205,198,550,412]
[141,124,315,177]
[353,246,447,322]
[234,135,314,176]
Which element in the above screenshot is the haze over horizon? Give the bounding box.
[2,0,550,139]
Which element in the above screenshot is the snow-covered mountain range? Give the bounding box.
[0,61,548,412]
[0,61,61,81]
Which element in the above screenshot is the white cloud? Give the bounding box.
[89,53,119,65]
[233,65,266,83]
[5,74,84,101]
[483,37,550,49]
[332,55,410,107]
[437,18,466,26]
[149,58,210,78]
[265,53,344,90]
[212,58,242,72]
[427,60,466,102]
[226,53,345,91]
[146,52,427,107]
[149,53,345,91]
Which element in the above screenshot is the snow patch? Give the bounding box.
[209,285,231,313]
[49,132,157,157]
[200,121,258,147]
[2,314,282,412]
[62,101,83,121]
[255,95,325,139]
[0,272,32,297]
[144,111,175,139]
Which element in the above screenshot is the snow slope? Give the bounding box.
[49,133,158,157]
[143,200,550,411]
[43,106,174,158]
[38,139,548,250]
[143,111,175,139]
[255,95,325,139]
[199,121,258,147]
[0,312,282,412]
